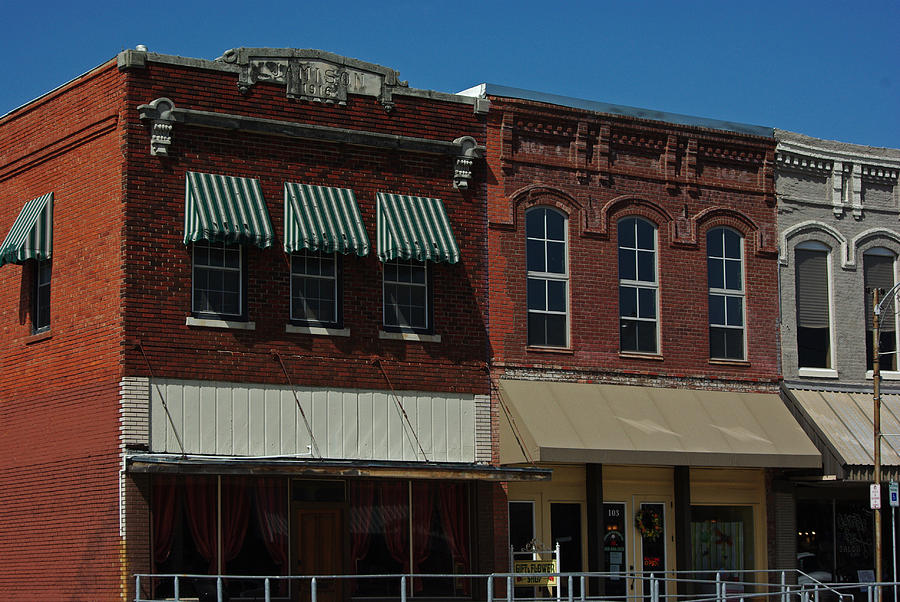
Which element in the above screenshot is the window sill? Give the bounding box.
[286,324,350,337]
[709,359,750,366]
[526,345,574,354]
[379,330,441,343]
[24,330,52,345]
[866,370,900,381]
[186,317,256,330]
[798,367,838,379]
[619,352,664,361]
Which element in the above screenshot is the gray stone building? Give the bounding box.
[776,129,900,581]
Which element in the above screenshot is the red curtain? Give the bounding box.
[152,475,178,566]
[221,477,250,572]
[350,480,375,567]
[438,483,471,593]
[255,479,289,574]
[184,476,218,574]
[381,481,409,571]
[411,481,436,592]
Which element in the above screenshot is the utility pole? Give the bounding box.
[874,286,883,601]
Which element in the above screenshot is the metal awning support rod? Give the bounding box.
[273,351,322,458]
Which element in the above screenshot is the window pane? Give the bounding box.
[194,244,209,266]
[726,297,743,327]
[619,287,637,318]
[208,291,223,313]
[638,288,656,319]
[195,268,209,290]
[707,230,723,258]
[546,211,565,241]
[797,326,830,368]
[548,280,566,312]
[620,320,637,351]
[410,307,426,329]
[528,314,546,346]
[195,290,208,312]
[710,328,726,358]
[547,242,565,274]
[619,249,636,281]
[637,251,655,283]
[410,286,426,308]
[224,271,240,294]
[397,262,411,283]
[724,230,741,259]
[545,314,567,347]
[384,283,398,307]
[618,219,635,249]
[725,260,742,291]
[209,245,224,267]
[708,258,724,290]
[223,293,239,316]
[725,329,744,359]
[224,247,240,269]
[526,209,545,238]
[636,220,654,250]
[709,295,725,326]
[527,240,546,272]
[528,278,546,311]
[384,304,398,326]
[636,322,657,353]
[209,270,223,291]
[383,261,397,282]
[411,264,426,284]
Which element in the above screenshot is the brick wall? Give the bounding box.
[119,59,492,397]
[0,58,127,599]
[486,97,781,387]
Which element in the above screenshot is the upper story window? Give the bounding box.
[192,241,243,318]
[526,207,568,347]
[794,241,832,369]
[33,259,51,333]
[618,217,658,354]
[707,228,745,360]
[291,251,341,327]
[383,258,429,332]
[864,247,898,371]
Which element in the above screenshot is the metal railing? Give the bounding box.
[134,570,895,602]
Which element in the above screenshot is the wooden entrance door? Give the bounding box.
[631,496,674,601]
[294,506,344,602]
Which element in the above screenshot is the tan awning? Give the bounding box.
[784,387,900,481]
[499,380,821,468]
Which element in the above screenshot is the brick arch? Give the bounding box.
[695,207,759,238]
[600,195,673,236]
[853,228,900,266]
[510,184,585,236]
[779,220,849,268]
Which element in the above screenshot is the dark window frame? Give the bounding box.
[289,250,343,329]
[382,258,433,334]
[191,241,248,321]
[33,258,51,333]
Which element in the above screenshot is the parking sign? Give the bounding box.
[890,481,899,507]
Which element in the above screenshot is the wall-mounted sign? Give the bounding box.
[871,483,882,510]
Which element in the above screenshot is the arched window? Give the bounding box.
[526,207,568,347]
[707,228,745,360]
[864,247,898,371]
[618,217,658,354]
[794,241,832,370]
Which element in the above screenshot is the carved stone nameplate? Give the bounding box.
[219,48,408,111]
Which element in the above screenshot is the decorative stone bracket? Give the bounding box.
[136,98,484,189]
[452,136,485,190]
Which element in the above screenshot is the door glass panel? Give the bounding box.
[551,502,583,597]
[603,503,627,598]
[639,502,666,601]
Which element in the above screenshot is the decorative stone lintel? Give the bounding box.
[452,136,485,190]
[136,98,484,187]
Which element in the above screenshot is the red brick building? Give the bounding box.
[458,84,820,594]
[0,48,540,601]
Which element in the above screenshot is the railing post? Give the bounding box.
[580,575,586,602]
[217,576,223,602]
[174,576,180,602]
[487,575,494,602]
[134,575,141,602]
[400,575,406,602]
[568,575,574,602]
[507,575,513,602]
[264,578,271,602]
[781,571,787,602]
[869,585,874,602]
[312,577,318,602]
[716,571,722,602]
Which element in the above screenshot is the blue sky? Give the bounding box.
[3,0,898,148]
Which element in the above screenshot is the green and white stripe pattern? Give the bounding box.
[376,192,460,264]
[184,172,274,248]
[283,183,370,256]
[0,192,53,267]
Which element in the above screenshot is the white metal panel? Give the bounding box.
[148,379,478,463]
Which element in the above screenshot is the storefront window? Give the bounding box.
[690,506,754,576]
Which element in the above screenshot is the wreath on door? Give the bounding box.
[634,508,663,542]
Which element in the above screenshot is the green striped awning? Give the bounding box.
[283,183,370,256]
[0,192,53,268]
[184,172,274,248]
[376,193,460,264]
